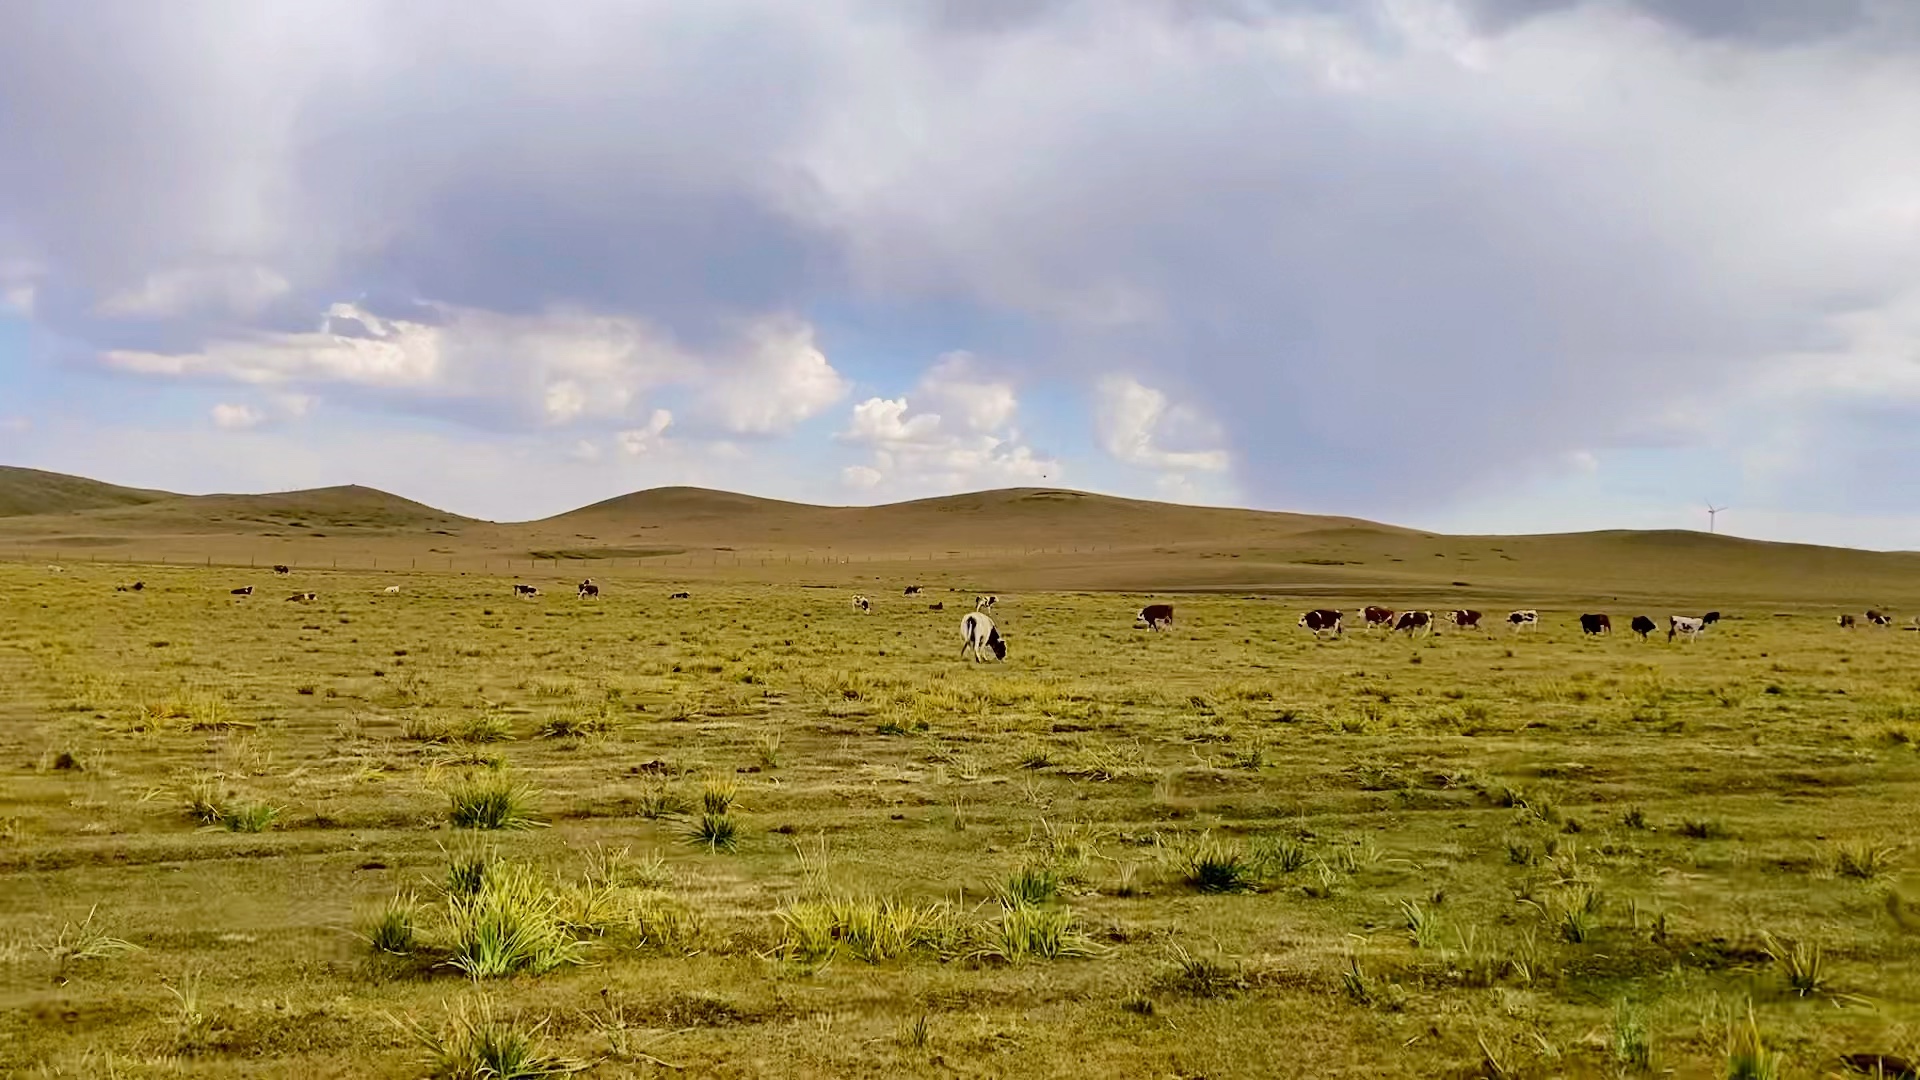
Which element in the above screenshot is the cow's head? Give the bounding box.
[991,634,1008,660]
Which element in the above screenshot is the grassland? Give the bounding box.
[4,559,1920,1078]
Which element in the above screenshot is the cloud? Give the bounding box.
[616,409,675,456]
[1093,374,1230,474]
[210,402,265,430]
[0,416,31,434]
[839,353,1057,493]
[3,1,1920,535]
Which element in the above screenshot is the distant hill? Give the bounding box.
[4,468,1919,606]
[0,466,173,517]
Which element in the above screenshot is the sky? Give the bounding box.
[2,0,1919,546]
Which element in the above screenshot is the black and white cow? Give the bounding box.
[1136,603,1175,631]
[384,585,402,594]
[1508,610,1539,631]
[852,595,872,613]
[230,585,254,597]
[1868,609,1893,628]
[513,583,540,597]
[669,591,691,600]
[1630,615,1657,639]
[904,585,922,596]
[577,579,600,599]
[1299,609,1344,637]
[974,595,998,613]
[1448,609,1483,630]
[286,591,317,602]
[960,612,1007,662]
[1668,614,1706,642]
[1394,610,1434,636]
[1579,613,1611,635]
[1359,606,1396,630]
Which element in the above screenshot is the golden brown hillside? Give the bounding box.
[2,469,1918,606]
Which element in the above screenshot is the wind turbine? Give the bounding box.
[1705,502,1727,534]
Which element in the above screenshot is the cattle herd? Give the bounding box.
[1297,605,1723,642]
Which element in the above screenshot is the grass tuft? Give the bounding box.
[994,865,1061,908]
[1180,835,1261,894]
[700,775,739,816]
[403,1001,579,1079]
[442,861,589,978]
[1829,838,1900,880]
[684,813,739,853]
[42,905,141,974]
[364,894,418,955]
[1760,931,1827,997]
[447,773,544,830]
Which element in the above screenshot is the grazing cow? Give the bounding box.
[1394,610,1434,636]
[1579,613,1612,635]
[384,585,402,594]
[286,591,317,602]
[1448,610,1483,630]
[1701,611,1722,626]
[273,565,291,575]
[904,585,922,596]
[960,612,1007,662]
[577,580,600,599]
[853,595,872,613]
[230,585,254,597]
[1298,609,1344,637]
[975,595,998,613]
[1359,606,1396,629]
[669,591,691,599]
[929,602,945,611]
[46,564,64,573]
[1839,613,1858,629]
[1137,603,1175,631]
[1630,615,1657,639]
[1668,615,1706,642]
[116,581,145,592]
[1508,610,1539,631]
[513,583,539,597]
[1868,609,1893,627]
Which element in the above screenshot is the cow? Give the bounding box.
[929,602,945,612]
[669,591,690,599]
[230,585,254,597]
[383,585,402,594]
[1668,615,1706,642]
[1838,613,1857,629]
[1298,609,1344,637]
[1701,611,1722,626]
[1508,610,1539,631]
[116,581,145,592]
[1137,603,1175,631]
[960,612,1007,662]
[286,591,317,603]
[853,595,872,613]
[1359,606,1396,630]
[1394,610,1434,636]
[904,585,922,596]
[1630,615,1657,639]
[1868,610,1893,628]
[1579,613,1612,635]
[513,584,539,597]
[272,565,291,575]
[975,595,998,613]
[1448,609,1483,630]
[578,580,600,599]
[46,564,64,573]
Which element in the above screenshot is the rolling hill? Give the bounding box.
[1,466,1917,606]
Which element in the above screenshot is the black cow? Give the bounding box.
[669,591,691,599]
[1701,611,1722,626]
[1448,610,1483,630]
[1579,613,1611,635]
[230,585,254,597]
[1630,615,1657,639]
[1839,613,1857,629]
[272,565,291,575]
[904,585,922,596]
[1137,603,1175,631]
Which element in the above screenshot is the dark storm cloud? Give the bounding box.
[1462,0,1917,44]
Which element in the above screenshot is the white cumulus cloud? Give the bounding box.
[839,353,1057,495]
[1094,374,1230,473]
[210,402,265,430]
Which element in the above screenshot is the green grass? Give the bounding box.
[403,1001,577,1079]
[6,564,1920,1075]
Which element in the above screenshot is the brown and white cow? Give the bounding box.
[1448,609,1483,630]
[1868,609,1893,628]
[1394,610,1434,636]
[1298,609,1344,637]
[1579,613,1611,635]
[1359,606,1396,630]
[1136,603,1175,631]
[1838,613,1857,629]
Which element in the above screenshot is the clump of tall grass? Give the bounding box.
[441,862,588,978]
[184,776,229,825]
[753,733,782,768]
[1160,943,1246,998]
[683,813,739,853]
[774,895,959,964]
[535,706,615,739]
[1724,1003,1781,1080]
[42,905,141,975]
[1828,838,1900,880]
[1254,835,1312,875]
[1678,817,1727,840]
[400,1000,577,1079]
[1611,999,1652,1072]
[222,801,280,833]
[446,773,544,830]
[994,865,1061,908]
[1179,835,1262,894]
[1760,931,1828,997]
[363,894,419,956]
[699,775,738,816]
[968,901,1099,962]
